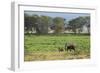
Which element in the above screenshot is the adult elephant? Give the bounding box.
[65,42,76,52]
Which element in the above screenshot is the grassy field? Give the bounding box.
[24,34,90,61]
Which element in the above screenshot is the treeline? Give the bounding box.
[24,13,90,34]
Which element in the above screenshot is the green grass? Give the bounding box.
[24,34,90,61]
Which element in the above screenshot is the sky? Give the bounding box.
[24,11,90,21]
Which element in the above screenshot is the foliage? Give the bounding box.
[68,16,90,34]
[24,34,90,61]
[53,17,64,33]
[24,13,90,34]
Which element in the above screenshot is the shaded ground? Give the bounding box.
[24,51,90,61]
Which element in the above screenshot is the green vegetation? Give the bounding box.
[24,34,90,61]
[24,12,90,61]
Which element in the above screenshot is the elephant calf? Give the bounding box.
[58,47,64,52]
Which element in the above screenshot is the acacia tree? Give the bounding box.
[77,16,90,33]
[68,16,89,34]
[53,17,64,33]
[24,14,40,34]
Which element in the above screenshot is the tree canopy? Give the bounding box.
[24,13,90,34]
